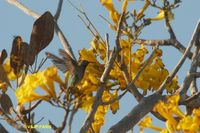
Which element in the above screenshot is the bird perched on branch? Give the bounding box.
[46,49,89,88]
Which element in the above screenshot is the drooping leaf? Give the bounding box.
[0,49,7,65]
[20,42,29,65]
[10,36,23,75]
[0,93,13,115]
[10,36,29,75]
[26,47,36,66]
[27,11,55,65]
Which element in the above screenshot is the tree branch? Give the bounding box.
[79,12,126,133]
[134,38,193,60]
[157,22,197,93]
[68,107,78,133]
[107,93,165,133]
[177,19,200,96]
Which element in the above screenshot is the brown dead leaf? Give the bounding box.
[27,11,55,65]
[0,93,13,115]
[20,42,29,65]
[10,36,29,74]
[10,36,23,75]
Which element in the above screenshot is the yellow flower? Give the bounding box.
[100,0,120,24]
[43,66,64,85]
[3,59,17,80]
[122,0,128,12]
[110,90,120,114]
[88,74,99,85]
[177,116,199,132]
[166,76,179,94]
[147,9,174,21]
[166,120,175,133]
[139,116,163,131]
[109,11,120,24]
[80,95,94,113]
[15,66,63,105]
[79,48,98,63]
[100,0,115,11]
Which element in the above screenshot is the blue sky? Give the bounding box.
[0,0,200,133]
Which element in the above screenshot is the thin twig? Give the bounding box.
[22,100,42,115]
[0,107,26,132]
[78,15,96,37]
[67,0,105,45]
[99,14,113,26]
[54,0,63,21]
[36,56,48,72]
[34,117,44,125]
[105,33,110,62]
[181,92,200,105]
[68,107,78,133]
[164,11,176,39]
[56,109,69,132]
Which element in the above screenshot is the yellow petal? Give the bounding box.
[166,120,175,133]
[122,0,128,12]
[110,11,120,24]
[147,10,174,21]
[100,0,115,11]
[136,0,150,20]
[79,48,98,63]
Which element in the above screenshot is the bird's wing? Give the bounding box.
[58,49,77,74]
[46,51,70,73]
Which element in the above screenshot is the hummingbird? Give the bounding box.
[46,49,90,88]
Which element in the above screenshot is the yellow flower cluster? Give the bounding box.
[153,95,185,133]
[139,95,200,133]
[90,38,106,61]
[15,66,64,105]
[91,105,108,133]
